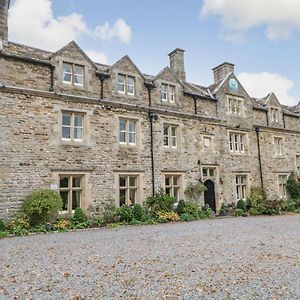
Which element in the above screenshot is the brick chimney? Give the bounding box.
[212,62,235,84]
[0,0,10,45]
[168,48,186,81]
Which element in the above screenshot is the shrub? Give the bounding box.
[200,205,213,219]
[157,211,179,222]
[264,199,286,215]
[285,199,297,212]
[132,204,144,221]
[183,202,201,220]
[246,187,267,215]
[6,213,30,234]
[0,231,8,239]
[180,213,195,222]
[53,219,69,231]
[22,189,63,225]
[116,205,134,223]
[146,191,176,214]
[0,219,5,231]
[184,183,207,202]
[176,199,186,215]
[287,172,300,199]
[236,199,246,212]
[73,208,86,223]
[235,208,244,216]
[249,208,259,216]
[219,209,228,216]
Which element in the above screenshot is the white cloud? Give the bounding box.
[85,50,108,64]
[8,0,132,54]
[94,19,132,44]
[201,0,300,41]
[237,72,297,106]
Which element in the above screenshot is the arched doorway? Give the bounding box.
[204,179,216,212]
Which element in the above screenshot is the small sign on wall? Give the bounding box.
[50,184,58,191]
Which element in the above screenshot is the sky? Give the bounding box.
[8,0,300,106]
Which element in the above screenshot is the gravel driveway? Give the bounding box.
[1,215,300,300]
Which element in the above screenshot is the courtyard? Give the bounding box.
[1,215,300,299]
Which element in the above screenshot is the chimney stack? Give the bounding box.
[0,0,10,45]
[212,62,235,84]
[168,48,186,81]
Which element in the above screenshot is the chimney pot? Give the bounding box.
[212,62,235,84]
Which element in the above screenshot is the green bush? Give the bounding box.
[285,199,296,212]
[73,207,86,223]
[132,204,144,221]
[246,187,267,215]
[0,231,8,239]
[0,219,5,231]
[103,199,117,223]
[180,213,195,222]
[22,189,63,225]
[287,172,300,199]
[200,205,213,219]
[183,202,201,220]
[116,205,134,223]
[176,199,186,215]
[145,191,176,214]
[249,208,259,216]
[236,199,246,212]
[235,208,244,216]
[264,199,286,215]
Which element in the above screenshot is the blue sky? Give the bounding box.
[8,0,300,106]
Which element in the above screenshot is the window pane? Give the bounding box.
[74,127,83,140]
[129,189,136,205]
[62,126,71,139]
[119,120,126,131]
[74,75,83,85]
[129,177,136,187]
[174,187,180,200]
[72,190,81,210]
[173,176,179,186]
[119,189,126,206]
[63,73,72,82]
[73,177,81,188]
[203,169,208,177]
[63,63,72,73]
[129,121,135,132]
[62,114,71,126]
[119,132,126,143]
[60,191,69,211]
[171,127,176,137]
[74,115,83,127]
[129,132,136,144]
[119,176,126,187]
[165,176,170,186]
[75,65,83,76]
[60,176,69,188]
[165,187,171,195]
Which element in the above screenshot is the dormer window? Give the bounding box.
[270,108,280,122]
[160,83,175,103]
[62,63,84,86]
[117,74,135,96]
[228,96,243,115]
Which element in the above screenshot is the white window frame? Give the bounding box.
[62,62,84,86]
[228,96,243,115]
[229,131,246,153]
[118,174,139,207]
[163,124,178,149]
[274,136,283,156]
[164,174,182,201]
[117,74,135,96]
[59,174,83,214]
[236,175,247,200]
[278,174,288,199]
[119,118,137,146]
[202,167,216,178]
[61,112,84,142]
[160,83,176,103]
[270,107,280,123]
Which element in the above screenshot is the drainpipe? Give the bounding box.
[193,97,198,115]
[145,82,156,196]
[97,72,110,99]
[49,65,55,91]
[255,126,264,190]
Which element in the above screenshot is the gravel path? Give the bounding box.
[1,215,300,300]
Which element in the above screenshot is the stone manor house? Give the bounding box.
[1,1,300,220]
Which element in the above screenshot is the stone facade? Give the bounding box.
[1,1,300,220]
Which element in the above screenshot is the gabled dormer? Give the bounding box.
[259,93,284,127]
[109,55,146,104]
[51,41,99,96]
[209,63,254,128]
[153,66,183,107]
